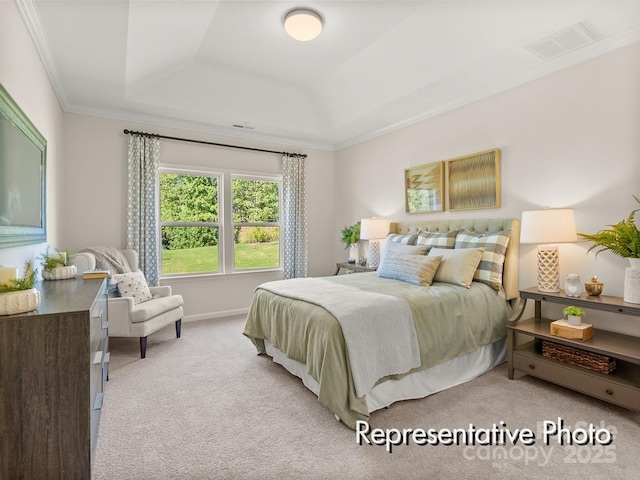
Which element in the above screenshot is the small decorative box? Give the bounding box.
[550,319,594,341]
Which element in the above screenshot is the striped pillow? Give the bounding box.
[386,233,418,245]
[377,254,442,286]
[455,229,511,290]
[416,229,458,250]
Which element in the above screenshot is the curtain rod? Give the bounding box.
[123,129,307,158]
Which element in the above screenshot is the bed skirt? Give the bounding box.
[264,337,506,415]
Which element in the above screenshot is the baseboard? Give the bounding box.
[183,308,249,323]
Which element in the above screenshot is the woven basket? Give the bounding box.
[542,341,616,374]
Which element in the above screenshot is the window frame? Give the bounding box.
[159,164,282,278]
[230,173,283,272]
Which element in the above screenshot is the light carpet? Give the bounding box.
[93,316,640,479]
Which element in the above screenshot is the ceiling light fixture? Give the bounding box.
[283,8,323,41]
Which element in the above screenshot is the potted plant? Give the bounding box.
[578,195,640,263]
[340,222,361,264]
[0,260,40,315]
[563,305,585,326]
[39,247,77,280]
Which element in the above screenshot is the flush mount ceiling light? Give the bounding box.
[283,8,323,41]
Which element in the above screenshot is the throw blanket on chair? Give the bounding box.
[258,277,420,397]
[79,246,132,274]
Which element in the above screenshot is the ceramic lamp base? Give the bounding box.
[536,245,560,292]
[368,240,382,268]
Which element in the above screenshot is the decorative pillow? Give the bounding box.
[455,229,511,290]
[429,247,484,288]
[386,233,418,245]
[377,254,442,286]
[416,229,458,250]
[381,241,429,260]
[112,270,153,304]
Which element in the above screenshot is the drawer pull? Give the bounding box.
[92,351,103,365]
[606,389,614,396]
[528,364,536,370]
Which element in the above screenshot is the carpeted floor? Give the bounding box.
[93,316,640,479]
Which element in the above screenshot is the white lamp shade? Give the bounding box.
[360,218,390,240]
[520,208,577,244]
[283,9,323,41]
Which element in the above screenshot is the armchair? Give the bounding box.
[71,249,184,358]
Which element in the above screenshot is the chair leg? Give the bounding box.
[175,319,182,338]
[139,336,147,359]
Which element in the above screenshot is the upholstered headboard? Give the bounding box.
[392,218,520,300]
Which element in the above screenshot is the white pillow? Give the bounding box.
[377,254,442,286]
[429,247,485,288]
[112,270,152,304]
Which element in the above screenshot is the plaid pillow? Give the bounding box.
[386,233,418,245]
[455,229,511,290]
[415,229,458,250]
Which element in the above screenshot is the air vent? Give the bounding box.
[525,23,596,61]
[232,122,255,130]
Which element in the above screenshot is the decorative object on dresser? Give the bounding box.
[564,273,582,297]
[578,195,640,303]
[585,276,604,296]
[359,217,390,268]
[520,207,577,292]
[39,247,77,280]
[562,305,585,326]
[508,287,640,412]
[0,260,39,315]
[0,277,109,479]
[72,248,184,358]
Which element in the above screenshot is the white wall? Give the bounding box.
[334,43,640,336]
[62,114,335,320]
[0,0,65,275]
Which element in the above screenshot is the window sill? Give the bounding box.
[160,268,284,282]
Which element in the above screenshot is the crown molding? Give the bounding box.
[16,0,69,108]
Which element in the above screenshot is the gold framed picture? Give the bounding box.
[404,161,444,213]
[446,149,500,211]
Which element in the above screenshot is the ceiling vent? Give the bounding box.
[525,23,596,60]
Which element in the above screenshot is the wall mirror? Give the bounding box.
[0,83,47,247]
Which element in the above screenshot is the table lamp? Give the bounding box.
[521,208,577,292]
[360,217,391,268]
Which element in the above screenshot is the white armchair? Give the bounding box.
[71,249,184,358]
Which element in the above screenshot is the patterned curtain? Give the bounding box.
[282,154,308,279]
[127,134,160,286]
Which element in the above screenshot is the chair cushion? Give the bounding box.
[131,294,184,323]
[112,270,152,304]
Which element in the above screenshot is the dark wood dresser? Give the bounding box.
[0,277,109,480]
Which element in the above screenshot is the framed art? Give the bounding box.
[446,149,500,211]
[0,83,47,247]
[404,161,444,213]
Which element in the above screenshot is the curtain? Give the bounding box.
[127,134,160,286]
[282,154,308,279]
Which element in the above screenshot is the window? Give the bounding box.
[160,171,220,275]
[232,176,280,270]
[159,168,281,276]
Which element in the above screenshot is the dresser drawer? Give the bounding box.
[513,351,640,409]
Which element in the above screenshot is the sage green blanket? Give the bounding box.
[243,272,509,429]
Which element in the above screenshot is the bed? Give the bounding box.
[243,218,521,428]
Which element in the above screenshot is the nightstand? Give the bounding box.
[334,262,377,275]
[507,287,640,411]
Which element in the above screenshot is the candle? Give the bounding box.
[0,267,18,285]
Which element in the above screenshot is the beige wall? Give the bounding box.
[0,0,65,272]
[334,42,640,336]
[62,114,335,320]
